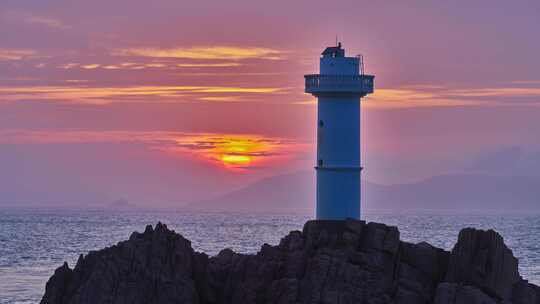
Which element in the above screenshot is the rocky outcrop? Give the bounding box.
[41,221,539,304]
[444,228,521,300]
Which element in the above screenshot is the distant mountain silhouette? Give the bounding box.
[366,174,540,213]
[187,171,316,212]
[188,171,540,213]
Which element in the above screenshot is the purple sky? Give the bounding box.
[1,0,540,209]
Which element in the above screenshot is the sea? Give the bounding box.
[1,208,539,304]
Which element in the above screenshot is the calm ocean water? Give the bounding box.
[1,208,539,304]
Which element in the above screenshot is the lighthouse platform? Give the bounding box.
[304,74,374,96]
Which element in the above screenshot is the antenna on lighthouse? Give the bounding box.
[357,54,365,75]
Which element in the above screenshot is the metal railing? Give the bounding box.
[305,74,374,94]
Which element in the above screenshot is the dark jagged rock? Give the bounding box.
[41,221,540,304]
[444,228,520,300]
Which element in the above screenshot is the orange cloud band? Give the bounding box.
[113,46,287,60]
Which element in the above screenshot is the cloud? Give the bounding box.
[144,63,166,68]
[0,48,38,61]
[0,85,288,104]
[113,46,286,60]
[59,63,79,69]
[81,64,101,69]
[176,62,242,67]
[25,15,70,30]
[366,88,480,108]
[366,85,540,108]
[55,61,241,71]
[198,96,245,102]
[1,10,69,30]
[102,65,121,70]
[447,87,540,98]
[194,87,285,93]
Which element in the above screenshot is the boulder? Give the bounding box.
[41,222,201,304]
[41,221,539,304]
[445,228,521,300]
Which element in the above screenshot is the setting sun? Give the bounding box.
[212,137,269,167]
[170,134,288,170]
[192,135,276,169]
[220,154,252,165]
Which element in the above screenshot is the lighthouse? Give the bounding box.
[305,43,374,220]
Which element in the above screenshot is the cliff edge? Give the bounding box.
[41,220,540,304]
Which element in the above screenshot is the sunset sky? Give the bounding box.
[2,0,540,208]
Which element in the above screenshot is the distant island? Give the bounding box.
[107,198,133,210]
[41,220,539,304]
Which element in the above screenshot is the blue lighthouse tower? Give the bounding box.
[305,43,375,220]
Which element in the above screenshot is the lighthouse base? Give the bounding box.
[316,167,361,220]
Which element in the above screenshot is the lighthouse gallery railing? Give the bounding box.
[304,74,374,95]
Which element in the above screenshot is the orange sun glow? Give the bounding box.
[173,134,283,169]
